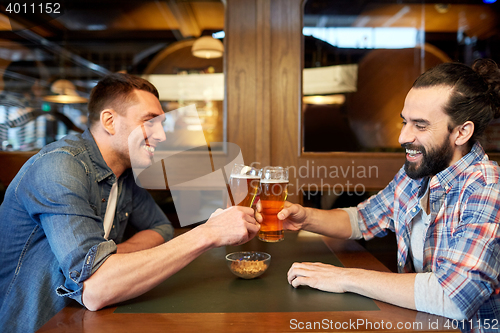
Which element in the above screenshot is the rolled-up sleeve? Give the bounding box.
[414,272,466,320]
[55,240,117,304]
[339,207,362,240]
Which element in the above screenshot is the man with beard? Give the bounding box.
[258,59,500,332]
[0,73,260,333]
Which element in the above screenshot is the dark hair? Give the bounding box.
[412,59,500,147]
[87,73,159,127]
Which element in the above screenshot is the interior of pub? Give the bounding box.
[1,0,500,294]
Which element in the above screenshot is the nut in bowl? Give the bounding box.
[226,251,271,279]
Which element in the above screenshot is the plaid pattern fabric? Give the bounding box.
[357,142,500,332]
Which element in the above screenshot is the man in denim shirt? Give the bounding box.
[0,74,260,332]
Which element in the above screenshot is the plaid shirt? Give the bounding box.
[357,142,500,332]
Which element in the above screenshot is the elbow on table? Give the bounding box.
[82,282,112,312]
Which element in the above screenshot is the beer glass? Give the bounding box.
[258,166,288,242]
[227,164,262,207]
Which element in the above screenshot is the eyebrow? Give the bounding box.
[400,113,430,126]
[142,113,165,122]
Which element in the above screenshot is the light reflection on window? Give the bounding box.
[303,27,419,49]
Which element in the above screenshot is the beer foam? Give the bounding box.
[230,175,261,179]
[260,179,289,183]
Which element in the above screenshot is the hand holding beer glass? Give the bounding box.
[227,164,262,207]
[258,166,288,242]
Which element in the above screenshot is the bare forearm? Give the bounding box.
[302,208,352,239]
[116,229,165,254]
[83,226,212,311]
[288,262,416,310]
[343,269,417,310]
[83,205,260,311]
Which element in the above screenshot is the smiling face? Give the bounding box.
[112,89,166,170]
[398,86,458,179]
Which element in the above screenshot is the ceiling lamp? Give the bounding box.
[303,94,346,105]
[191,36,224,59]
[43,79,88,104]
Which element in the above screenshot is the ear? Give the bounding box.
[100,109,116,135]
[452,121,474,147]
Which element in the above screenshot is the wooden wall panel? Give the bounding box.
[225,0,271,168]
[254,0,272,168]
[269,0,303,203]
[225,0,257,166]
[269,0,302,163]
[226,0,303,202]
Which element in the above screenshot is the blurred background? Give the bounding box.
[0,0,498,153]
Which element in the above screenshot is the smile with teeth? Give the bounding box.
[143,145,155,153]
[406,149,421,157]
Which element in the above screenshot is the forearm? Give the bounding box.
[116,229,165,254]
[302,208,352,239]
[82,226,213,311]
[344,270,465,318]
[343,269,417,310]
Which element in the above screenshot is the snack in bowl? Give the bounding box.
[226,251,271,279]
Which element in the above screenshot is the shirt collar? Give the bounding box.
[82,129,115,183]
[433,141,485,191]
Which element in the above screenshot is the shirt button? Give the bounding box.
[125,212,129,217]
[412,208,416,212]
[112,225,115,229]
[398,262,403,267]
[102,198,106,202]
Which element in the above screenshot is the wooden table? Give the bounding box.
[38,231,457,333]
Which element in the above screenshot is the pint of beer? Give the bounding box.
[227,164,262,207]
[258,166,288,242]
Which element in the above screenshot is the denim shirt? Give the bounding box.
[0,129,174,333]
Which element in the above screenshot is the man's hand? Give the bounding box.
[287,262,417,311]
[198,206,260,248]
[287,262,347,293]
[255,200,308,231]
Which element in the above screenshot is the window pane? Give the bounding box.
[303,1,500,152]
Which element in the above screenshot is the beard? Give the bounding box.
[402,135,454,180]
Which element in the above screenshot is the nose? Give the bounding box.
[151,121,167,142]
[398,123,414,146]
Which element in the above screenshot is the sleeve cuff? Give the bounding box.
[151,223,175,242]
[339,207,362,240]
[56,240,117,305]
[414,272,466,320]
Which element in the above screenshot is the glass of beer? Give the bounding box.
[227,164,262,207]
[258,166,288,242]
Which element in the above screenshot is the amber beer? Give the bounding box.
[227,164,262,207]
[228,175,261,207]
[258,167,288,242]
